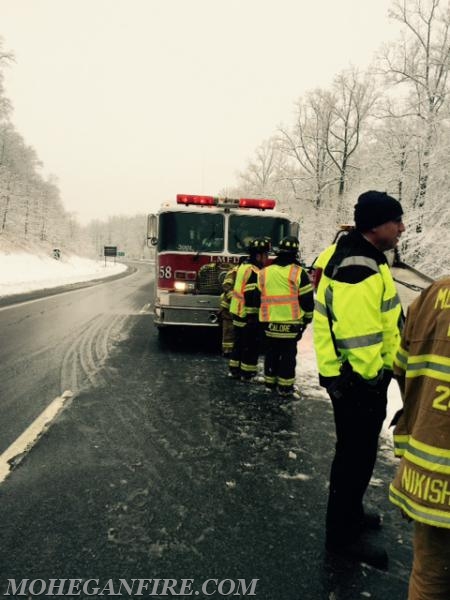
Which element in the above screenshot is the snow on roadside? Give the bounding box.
[0,251,127,298]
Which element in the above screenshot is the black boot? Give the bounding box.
[326,537,388,570]
[361,511,383,530]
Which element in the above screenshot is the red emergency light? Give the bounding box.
[177,194,276,210]
[177,194,217,206]
[239,198,276,210]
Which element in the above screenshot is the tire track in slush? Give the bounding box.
[77,312,127,388]
[60,313,128,393]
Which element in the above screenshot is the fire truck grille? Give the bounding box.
[197,263,233,295]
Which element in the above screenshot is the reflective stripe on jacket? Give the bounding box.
[389,277,450,529]
[313,232,402,380]
[259,264,301,322]
[312,244,337,377]
[258,263,313,324]
[220,266,238,310]
[229,262,259,319]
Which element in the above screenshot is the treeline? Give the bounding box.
[83,215,149,260]
[223,0,450,276]
[0,44,73,250]
[0,40,147,260]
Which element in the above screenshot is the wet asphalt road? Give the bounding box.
[0,265,142,453]
[0,265,413,599]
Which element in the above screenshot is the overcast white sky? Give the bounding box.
[0,0,401,224]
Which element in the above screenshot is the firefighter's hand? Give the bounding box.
[296,325,306,341]
[389,408,404,428]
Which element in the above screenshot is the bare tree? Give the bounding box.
[0,170,14,232]
[0,38,14,123]
[379,0,450,216]
[326,68,378,200]
[237,138,285,197]
[365,109,419,202]
[278,89,335,209]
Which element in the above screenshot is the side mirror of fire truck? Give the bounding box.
[289,221,300,238]
[147,214,158,246]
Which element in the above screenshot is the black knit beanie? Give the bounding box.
[354,191,403,231]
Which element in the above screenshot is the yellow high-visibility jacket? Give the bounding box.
[313,244,338,379]
[313,231,402,381]
[389,277,450,529]
[258,263,313,324]
[229,261,260,322]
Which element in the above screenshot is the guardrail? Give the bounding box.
[392,261,435,293]
[397,262,435,282]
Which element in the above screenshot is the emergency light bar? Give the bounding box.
[176,194,276,210]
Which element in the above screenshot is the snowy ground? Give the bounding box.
[0,251,127,298]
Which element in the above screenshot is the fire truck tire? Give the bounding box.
[156,326,171,346]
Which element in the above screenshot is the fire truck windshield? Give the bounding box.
[228,215,291,254]
[159,212,225,252]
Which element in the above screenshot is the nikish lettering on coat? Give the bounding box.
[402,465,450,506]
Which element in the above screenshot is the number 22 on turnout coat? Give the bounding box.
[389,277,450,528]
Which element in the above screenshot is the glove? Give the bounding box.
[327,362,388,400]
[389,408,404,428]
[246,313,259,325]
[295,325,306,342]
[327,362,354,399]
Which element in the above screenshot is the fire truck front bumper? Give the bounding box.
[154,293,221,327]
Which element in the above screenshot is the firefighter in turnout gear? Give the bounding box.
[313,190,405,569]
[257,236,314,397]
[389,277,450,600]
[219,259,245,357]
[228,238,271,380]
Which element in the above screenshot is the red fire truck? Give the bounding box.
[147,194,298,332]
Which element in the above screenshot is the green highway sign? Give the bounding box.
[104,246,117,257]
